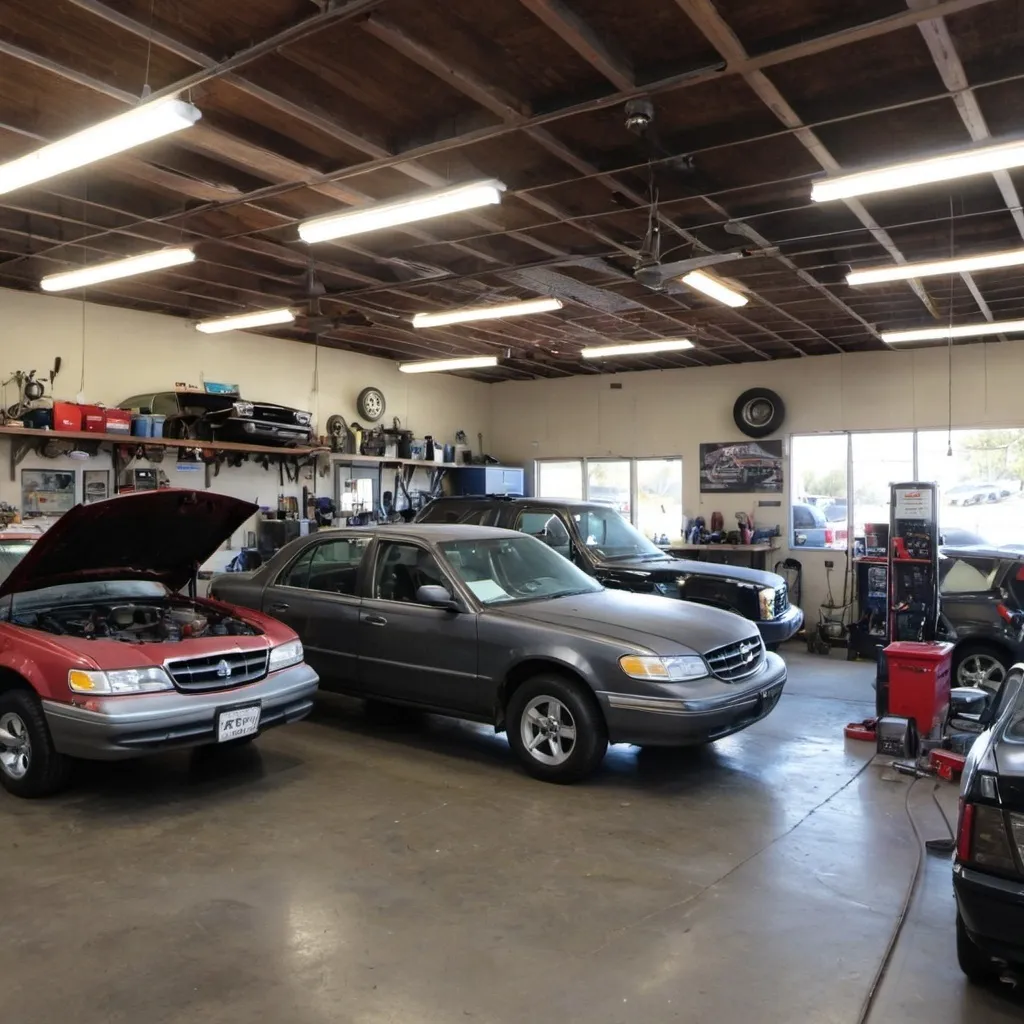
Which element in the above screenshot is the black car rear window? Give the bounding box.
[419,503,494,526]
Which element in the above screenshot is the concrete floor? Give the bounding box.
[2,648,1022,1024]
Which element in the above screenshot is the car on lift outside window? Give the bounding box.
[211,524,788,784]
[0,490,319,799]
[954,666,1024,982]
[414,496,803,647]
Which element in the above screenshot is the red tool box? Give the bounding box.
[884,640,953,736]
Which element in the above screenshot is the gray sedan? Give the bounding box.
[212,524,787,782]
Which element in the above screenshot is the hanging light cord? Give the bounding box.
[947,198,955,457]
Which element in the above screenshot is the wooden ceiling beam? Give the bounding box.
[673,0,944,326]
[516,0,634,92]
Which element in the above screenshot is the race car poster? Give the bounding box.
[699,440,784,493]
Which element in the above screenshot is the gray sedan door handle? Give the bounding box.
[363,614,388,626]
[268,602,289,614]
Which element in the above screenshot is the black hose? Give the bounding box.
[855,777,927,1024]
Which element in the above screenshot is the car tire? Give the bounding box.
[957,913,999,984]
[953,642,1010,693]
[357,386,386,423]
[0,690,71,798]
[733,387,785,438]
[506,674,607,783]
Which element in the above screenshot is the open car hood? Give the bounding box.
[0,489,257,598]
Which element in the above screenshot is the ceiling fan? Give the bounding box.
[620,99,775,292]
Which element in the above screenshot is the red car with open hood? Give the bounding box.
[0,489,319,797]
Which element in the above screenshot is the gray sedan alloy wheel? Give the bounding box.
[520,695,576,766]
[0,712,31,780]
[957,653,1006,692]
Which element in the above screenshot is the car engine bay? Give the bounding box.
[16,600,261,643]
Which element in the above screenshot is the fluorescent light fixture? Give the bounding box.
[299,179,506,243]
[847,247,1024,286]
[40,247,195,292]
[882,319,1024,344]
[681,269,748,307]
[0,98,201,196]
[811,139,1024,203]
[398,355,499,374]
[581,338,695,358]
[412,297,562,329]
[196,308,295,334]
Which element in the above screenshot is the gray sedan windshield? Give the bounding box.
[440,536,603,605]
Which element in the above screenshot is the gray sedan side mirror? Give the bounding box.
[416,585,459,611]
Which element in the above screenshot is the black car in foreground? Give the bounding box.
[415,497,803,646]
[954,666,1024,982]
[938,548,1024,691]
[212,524,787,782]
[119,390,313,447]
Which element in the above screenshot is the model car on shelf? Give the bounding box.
[0,490,319,798]
[954,665,1024,982]
[211,524,788,783]
[414,497,803,647]
[118,389,313,447]
[937,548,1024,691]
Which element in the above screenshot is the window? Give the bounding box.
[791,434,847,549]
[279,547,314,589]
[940,555,1000,595]
[517,510,572,559]
[537,461,583,500]
[439,536,602,605]
[586,460,631,517]
[373,542,446,603]
[419,503,495,525]
[918,428,1024,548]
[571,505,662,560]
[852,432,914,544]
[278,537,367,593]
[0,541,33,585]
[636,459,682,542]
[535,457,682,536]
[307,537,367,595]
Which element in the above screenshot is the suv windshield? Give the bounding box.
[570,505,664,560]
[440,536,602,605]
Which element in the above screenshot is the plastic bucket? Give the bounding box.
[131,414,153,437]
[150,414,166,438]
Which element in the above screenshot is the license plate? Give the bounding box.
[217,705,260,742]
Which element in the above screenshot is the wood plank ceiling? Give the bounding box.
[0,0,1022,379]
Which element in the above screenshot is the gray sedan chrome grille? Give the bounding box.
[774,583,789,617]
[165,650,269,692]
[706,637,765,682]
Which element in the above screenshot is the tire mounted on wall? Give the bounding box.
[733,387,785,438]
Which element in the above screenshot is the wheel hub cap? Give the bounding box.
[0,712,31,780]
[521,696,577,766]
[958,654,1005,693]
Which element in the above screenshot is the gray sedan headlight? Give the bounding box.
[619,655,707,681]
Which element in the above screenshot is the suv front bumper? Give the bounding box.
[596,651,787,746]
[756,603,804,645]
[42,662,319,760]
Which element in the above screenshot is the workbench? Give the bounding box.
[662,541,780,572]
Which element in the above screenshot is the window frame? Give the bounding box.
[368,539,461,605]
[534,456,682,533]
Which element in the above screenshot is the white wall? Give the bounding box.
[0,288,491,552]
[488,343,1024,614]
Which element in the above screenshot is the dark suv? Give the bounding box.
[119,391,313,447]
[415,496,803,646]
[938,548,1024,690]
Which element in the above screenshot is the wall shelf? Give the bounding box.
[0,424,323,485]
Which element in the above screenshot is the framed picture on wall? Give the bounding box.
[21,469,76,517]
[83,469,110,504]
[699,440,784,494]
